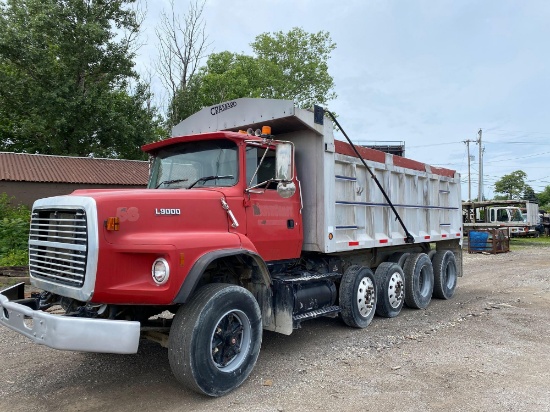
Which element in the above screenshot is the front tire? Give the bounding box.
[403,253,434,309]
[339,265,377,328]
[168,284,262,397]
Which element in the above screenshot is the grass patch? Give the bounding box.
[510,236,550,250]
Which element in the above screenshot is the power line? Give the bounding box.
[484,141,550,145]
[488,128,550,136]
[484,151,550,164]
[407,141,462,149]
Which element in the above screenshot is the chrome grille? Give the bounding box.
[29,209,88,288]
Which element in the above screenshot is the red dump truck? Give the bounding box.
[0,98,463,396]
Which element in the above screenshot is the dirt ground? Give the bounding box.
[1,245,549,412]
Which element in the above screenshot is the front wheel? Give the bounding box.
[339,265,377,328]
[168,284,262,397]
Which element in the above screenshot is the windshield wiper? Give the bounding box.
[155,178,189,189]
[187,175,234,189]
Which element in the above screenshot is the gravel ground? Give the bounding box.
[1,246,549,412]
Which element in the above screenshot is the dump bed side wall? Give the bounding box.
[279,108,462,254]
[329,151,462,253]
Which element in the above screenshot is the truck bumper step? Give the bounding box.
[293,305,340,322]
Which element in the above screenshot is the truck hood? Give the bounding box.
[66,188,233,244]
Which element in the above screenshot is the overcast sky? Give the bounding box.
[136,0,550,200]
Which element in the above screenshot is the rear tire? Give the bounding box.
[403,253,434,309]
[339,265,377,328]
[432,250,458,299]
[168,284,262,397]
[388,252,410,269]
[374,262,405,318]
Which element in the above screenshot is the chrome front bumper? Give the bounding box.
[0,285,140,354]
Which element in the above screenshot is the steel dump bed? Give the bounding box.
[173,98,462,254]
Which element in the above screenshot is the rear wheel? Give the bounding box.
[403,253,434,309]
[339,265,377,328]
[388,252,410,269]
[374,262,405,318]
[168,283,262,397]
[432,250,458,299]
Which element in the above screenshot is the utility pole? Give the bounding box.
[463,139,474,201]
[477,129,483,201]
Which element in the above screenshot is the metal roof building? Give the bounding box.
[0,152,148,207]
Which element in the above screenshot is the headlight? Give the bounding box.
[152,258,170,285]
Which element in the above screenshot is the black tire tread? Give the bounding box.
[168,283,261,396]
[432,250,458,299]
[403,253,434,309]
[339,265,376,328]
[388,252,410,269]
[375,262,405,318]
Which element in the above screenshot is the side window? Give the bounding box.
[246,146,276,189]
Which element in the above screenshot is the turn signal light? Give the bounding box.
[105,217,120,231]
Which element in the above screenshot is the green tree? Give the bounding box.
[494,170,527,200]
[523,185,537,201]
[0,0,164,159]
[168,28,337,126]
[251,27,337,109]
[537,185,550,209]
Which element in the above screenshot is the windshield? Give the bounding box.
[148,139,238,189]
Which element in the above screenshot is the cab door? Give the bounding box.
[244,145,302,261]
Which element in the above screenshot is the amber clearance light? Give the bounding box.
[105,217,120,231]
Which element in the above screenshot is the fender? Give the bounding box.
[172,248,271,304]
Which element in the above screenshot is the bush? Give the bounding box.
[0,249,28,266]
[0,193,30,267]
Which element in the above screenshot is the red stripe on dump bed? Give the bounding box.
[394,156,429,174]
[334,140,456,178]
[379,239,389,244]
[334,140,386,163]
[349,241,359,246]
[424,235,431,240]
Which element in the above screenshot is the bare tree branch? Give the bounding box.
[154,0,211,122]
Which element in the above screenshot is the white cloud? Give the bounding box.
[135,0,550,199]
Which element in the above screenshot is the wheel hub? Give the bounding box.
[210,310,251,372]
[357,277,375,317]
[388,271,405,308]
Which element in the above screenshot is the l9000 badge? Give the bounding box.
[155,208,181,215]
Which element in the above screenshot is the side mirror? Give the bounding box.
[277,181,296,198]
[275,142,294,182]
